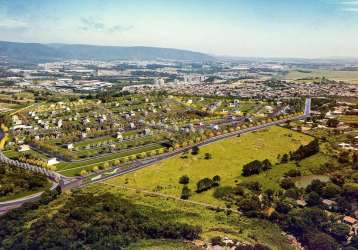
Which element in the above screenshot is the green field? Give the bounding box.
[283,69,358,84]
[104,126,313,206]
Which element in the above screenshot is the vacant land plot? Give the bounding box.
[104,126,313,205]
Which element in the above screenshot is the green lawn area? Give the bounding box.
[57,143,165,176]
[104,126,313,206]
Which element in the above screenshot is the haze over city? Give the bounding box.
[1,0,358,58]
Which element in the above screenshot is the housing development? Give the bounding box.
[0,1,358,249]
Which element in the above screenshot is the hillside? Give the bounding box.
[0,41,214,62]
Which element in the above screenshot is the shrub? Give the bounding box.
[179,175,190,185]
[180,186,191,200]
[285,169,301,177]
[196,178,213,193]
[280,178,295,190]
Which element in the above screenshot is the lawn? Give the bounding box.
[104,126,313,205]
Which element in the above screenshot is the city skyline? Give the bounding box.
[1,0,358,58]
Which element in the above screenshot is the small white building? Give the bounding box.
[18,144,30,152]
[47,158,59,166]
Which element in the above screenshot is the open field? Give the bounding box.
[339,115,358,126]
[283,69,358,84]
[104,126,313,206]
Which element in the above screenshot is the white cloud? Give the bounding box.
[0,18,29,29]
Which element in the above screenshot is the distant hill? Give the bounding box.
[0,41,214,63]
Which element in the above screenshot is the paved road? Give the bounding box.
[1,98,311,214]
[0,182,58,215]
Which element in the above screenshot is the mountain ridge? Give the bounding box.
[0,41,214,62]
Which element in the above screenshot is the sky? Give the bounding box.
[0,0,358,58]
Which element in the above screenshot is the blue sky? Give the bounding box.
[0,0,358,58]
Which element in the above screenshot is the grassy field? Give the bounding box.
[104,126,313,206]
[283,69,358,84]
[125,240,200,250]
[339,115,358,126]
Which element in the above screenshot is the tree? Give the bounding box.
[327,118,340,128]
[280,178,295,190]
[238,195,261,216]
[276,199,292,214]
[285,169,301,177]
[212,175,221,187]
[261,159,272,171]
[180,186,191,200]
[338,151,350,164]
[343,183,358,199]
[329,223,350,242]
[305,232,339,250]
[204,153,212,160]
[281,153,289,163]
[291,139,319,161]
[196,178,213,193]
[306,179,326,195]
[306,192,321,206]
[322,183,342,198]
[191,146,199,155]
[242,160,262,176]
[350,235,358,249]
[179,175,189,185]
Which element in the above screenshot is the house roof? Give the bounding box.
[344,216,358,224]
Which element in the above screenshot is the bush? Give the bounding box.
[213,186,234,200]
[180,186,191,200]
[280,178,295,190]
[179,175,190,185]
[212,175,221,187]
[191,146,199,155]
[306,192,321,206]
[196,178,213,193]
[285,169,301,177]
[242,160,262,176]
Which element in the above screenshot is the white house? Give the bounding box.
[47,158,59,166]
[18,144,30,152]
